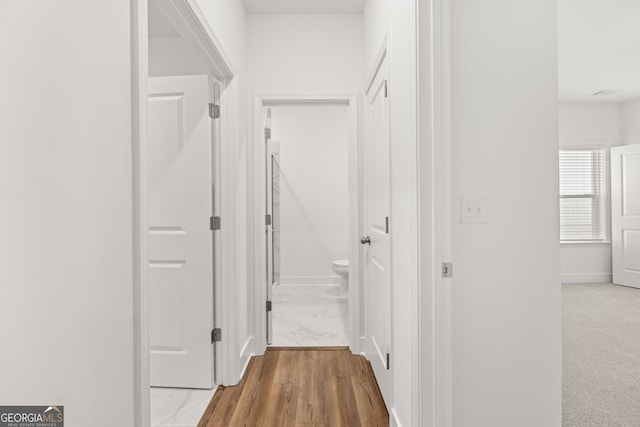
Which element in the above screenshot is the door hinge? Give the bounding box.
[266,300,272,312]
[209,103,220,119]
[265,128,271,139]
[385,216,389,234]
[211,328,222,343]
[266,214,272,226]
[210,216,221,231]
[384,80,388,98]
[442,262,453,278]
[386,353,390,370]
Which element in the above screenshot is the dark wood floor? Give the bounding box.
[198,347,389,427]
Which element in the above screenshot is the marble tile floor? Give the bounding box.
[271,284,349,347]
[151,386,215,427]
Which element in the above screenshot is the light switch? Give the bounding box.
[460,197,488,224]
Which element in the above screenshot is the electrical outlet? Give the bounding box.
[460,197,488,224]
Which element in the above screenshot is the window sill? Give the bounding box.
[560,241,611,246]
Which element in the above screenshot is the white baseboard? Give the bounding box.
[238,336,253,380]
[390,408,402,427]
[561,273,612,284]
[280,275,340,285]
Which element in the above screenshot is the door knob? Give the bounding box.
[360,236,371,245]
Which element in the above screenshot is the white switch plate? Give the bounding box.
[460,197,488,224]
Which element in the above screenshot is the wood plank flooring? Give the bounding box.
[198,347,388,427]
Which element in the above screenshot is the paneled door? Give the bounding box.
[147,75,216,389]
[612,143,640,288]
[363,55,391,406]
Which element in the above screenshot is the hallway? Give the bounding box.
[197,347,388,426]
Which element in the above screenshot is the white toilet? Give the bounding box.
[331,259,349,295]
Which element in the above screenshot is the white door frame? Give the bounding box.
[417,0,451,426]
[131,0,236,426]
[251,93,362,354]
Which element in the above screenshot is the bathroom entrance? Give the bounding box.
[265,104,350,346]
[253,94,361,352]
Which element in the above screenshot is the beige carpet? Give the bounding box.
[563,283,640,427]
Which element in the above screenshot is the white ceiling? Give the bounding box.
[241,0,366,15]
[558,0,640,103]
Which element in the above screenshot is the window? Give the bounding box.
[559,149,607,242]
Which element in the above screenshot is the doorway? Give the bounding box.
[264,104,351,347]
[252,95,361,354]
[138,1,236,426]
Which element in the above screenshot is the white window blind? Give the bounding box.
[559,149,607,241]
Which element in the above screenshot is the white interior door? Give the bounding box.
[147,75,215,389]
[611,143,640,288]
[363,57,391,405]
[264,109,274,344]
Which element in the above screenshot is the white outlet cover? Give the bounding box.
[460,197,488,224]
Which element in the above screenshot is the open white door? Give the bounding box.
[147,75,216,389]
[363,56,391,405]
[611,143,640,288]
[264,109,274,344]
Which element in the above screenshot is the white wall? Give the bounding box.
[558,103,621,283]
[450,0,561,425]
[622,97,640,145]
[148,37,208,76]
[364,0,419,425]
[196,0,251,383]
[246,14,364,92]
[271,106,349,284]
[559,103,622,144]
[0,1,135,426]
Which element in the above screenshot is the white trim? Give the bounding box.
[251,93,361,355]
[152,0,235,80]
[417,0,452,426]
[439,0,453,425]
[408,1,420,425]
[238,338,254,380]
[365,35,388,95]
[390,408,403,427]
[561,273,613,284]
[561,241,611,246]
[259,94,355,105]
[238,336,254,376]
[218,77,242,386]
[559,141,610,150]
[212,76,232,386]
[131,1,149,426]
[348,93,363,355]
[133,2,236,425]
